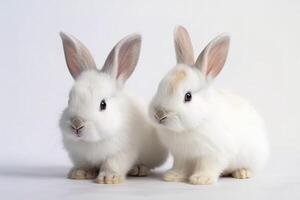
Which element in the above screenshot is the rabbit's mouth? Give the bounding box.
[71,126,84,137]
[67,126,85,140]
[73,131,82,138]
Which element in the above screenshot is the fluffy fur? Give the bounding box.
[149,26,269,185]
[59,32,167,184]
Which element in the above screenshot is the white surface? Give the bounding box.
[1,151,300,200]
[0,0,300,199]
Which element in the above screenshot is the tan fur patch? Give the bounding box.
[169,70,187,93]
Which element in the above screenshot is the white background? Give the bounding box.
[0,0,300,199]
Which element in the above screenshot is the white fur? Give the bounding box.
[59,33,167,183]
[149,26,269,184]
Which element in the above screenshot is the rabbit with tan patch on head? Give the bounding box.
[59,32,167,184]
[149,26,269,185]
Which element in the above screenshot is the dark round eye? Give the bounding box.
[100,99,106,111]
[184,92,192,102]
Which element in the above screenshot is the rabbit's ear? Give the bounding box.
[101,34,141,84]
[60,32,97,79]
[195,34,230,79]
[174,25,194,66]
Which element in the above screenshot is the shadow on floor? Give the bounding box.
[0,164,165,181]
[0,165,69,179]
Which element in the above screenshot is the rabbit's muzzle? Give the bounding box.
[70,117,85,136]
[154,108,168,124]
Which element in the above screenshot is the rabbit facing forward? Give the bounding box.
[59,33,167,184]
[149,26,269,185]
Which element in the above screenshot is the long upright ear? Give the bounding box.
[195,34,230,80]
[60,32,97,79]
[101,34,141,84]
[174,25,194,66]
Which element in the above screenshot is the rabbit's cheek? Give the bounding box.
[161,116,185,132]
[79,125,101,142]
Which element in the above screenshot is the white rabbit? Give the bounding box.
[59,32,167,184]
[149,26,269,185]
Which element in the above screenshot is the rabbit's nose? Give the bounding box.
[71,117,85,132]
[154,108,168,123]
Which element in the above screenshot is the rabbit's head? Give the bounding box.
[150,26,230,132]
[59,32,141,142]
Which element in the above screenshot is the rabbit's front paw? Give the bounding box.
[128,165,149,177]
[163,170,187,182]
[68,168,98,180]
[95,171,125,184]
[189,174,216,185]
[232,168,251,179]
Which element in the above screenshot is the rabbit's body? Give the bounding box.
[157,87,269,177]
[59,33,167,184]
[149,26,269,185]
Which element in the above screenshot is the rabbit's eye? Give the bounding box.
[184,92,192,102]
[100,99,106,111]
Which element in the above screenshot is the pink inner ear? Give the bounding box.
[101,34,140,82]
[103,48,115,74]
[174,26,194,65]
[116,40,139,80]
[63,41,82,78]
[61,33,97,79]
[117,45,131,78]
[206,40,229,78]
